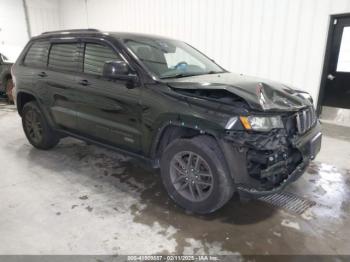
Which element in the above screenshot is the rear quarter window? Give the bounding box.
[23,41,49,67]
[48,43,79,72]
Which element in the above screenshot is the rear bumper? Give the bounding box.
[220,121,322,197]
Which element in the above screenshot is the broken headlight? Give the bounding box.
[240,116,284,132]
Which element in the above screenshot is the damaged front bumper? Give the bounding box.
[237,159,309,197]
[219,121,322,197]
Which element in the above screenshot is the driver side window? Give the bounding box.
[83,43,121,76]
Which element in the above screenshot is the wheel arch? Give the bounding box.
[150,118,224,166]
[16,91,38,116]
[150,117,242,186]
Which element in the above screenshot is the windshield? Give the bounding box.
[124,38,224,79]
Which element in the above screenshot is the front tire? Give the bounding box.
[160,136,234,214]
[22,101,60,150]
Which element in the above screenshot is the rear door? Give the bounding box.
[45,40,82,130]
[75,40,142,153]
[16,40,50,97]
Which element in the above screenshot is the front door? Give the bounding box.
[75,41,142,153]
[323,17,350,109]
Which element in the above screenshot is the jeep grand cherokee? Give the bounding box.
[12,29,322,214]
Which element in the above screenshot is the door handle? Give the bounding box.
[38,72,47,77]
[78,79,90,86]
[327,74,336,80]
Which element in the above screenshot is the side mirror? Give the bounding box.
[103,60,134,79]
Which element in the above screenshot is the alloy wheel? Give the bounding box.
[169,151,214,202]
[24,110,43,144]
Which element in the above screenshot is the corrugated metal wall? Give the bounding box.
[59,0,350,103]
[0,0,60,60]
[26,0,60,37]
[0,0,28,61]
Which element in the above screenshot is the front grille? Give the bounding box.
[295,107,316,134]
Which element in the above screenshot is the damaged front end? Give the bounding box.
[165,74,322,196]
[220,107,322,197]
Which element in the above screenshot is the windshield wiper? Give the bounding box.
[160,70,226,79]
[160,73,200,79]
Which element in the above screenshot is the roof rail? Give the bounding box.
[41,28,100,35]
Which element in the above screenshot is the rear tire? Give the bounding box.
[22,101,60,150]
[160,136,234,214]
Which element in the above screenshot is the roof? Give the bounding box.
[35,28,177,42]
[41,28,100,35]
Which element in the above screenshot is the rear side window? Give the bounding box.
[83,43,121,76]
[48,43,79,72]
[23,41,49,67]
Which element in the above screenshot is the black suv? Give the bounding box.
[12,29,322,214]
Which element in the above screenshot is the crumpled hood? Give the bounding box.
[165,72,312,112]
